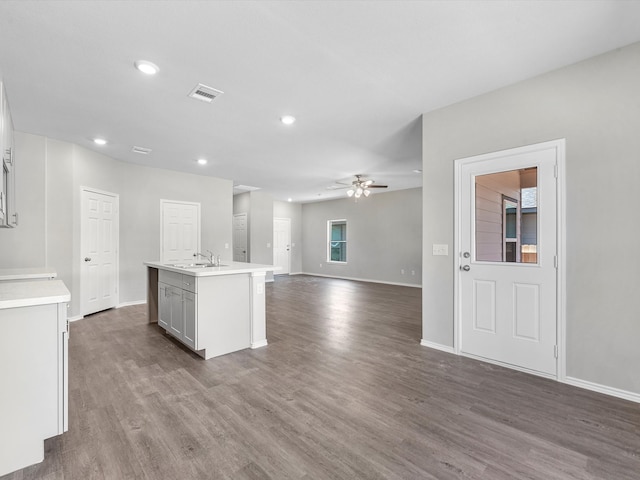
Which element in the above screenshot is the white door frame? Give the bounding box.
[454,139,566,381]
[273,217,291,275]
[233,213,248,262]
[160,199,201,263]
[80,186,119,316]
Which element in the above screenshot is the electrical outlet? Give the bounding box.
[267,243,271,248]
[319,263,323,268]
[224,243,229,249]
[432,244,449,256]
[411,270,415,275]
[401,269,405,275]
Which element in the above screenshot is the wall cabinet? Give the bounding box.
[0,79,17,228]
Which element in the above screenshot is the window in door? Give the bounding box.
[327,219,347,263]
[475,167,537,263]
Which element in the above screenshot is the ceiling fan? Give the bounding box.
[330,174,388,199]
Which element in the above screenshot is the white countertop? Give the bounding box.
[0,267,57,281]
[144,260,280,276]
[0,280,71,309]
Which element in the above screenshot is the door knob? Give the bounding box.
[463,252,470,258]
[461,265,470,271]
[84,257,91,262]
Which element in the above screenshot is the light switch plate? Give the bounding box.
[433,244,448,256]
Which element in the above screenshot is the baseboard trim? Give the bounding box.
[563,376,640,404]
[118,300,146,308]
[420,339,455,354]
[68,315,84,322]
[300,272,421,288]
[251,340,268,349]
[425,344,640,404]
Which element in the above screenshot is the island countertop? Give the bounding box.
[144,260,279,276]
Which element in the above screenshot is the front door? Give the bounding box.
[457,141,561,376]
[81,188,118,316]
[273,217,291,275]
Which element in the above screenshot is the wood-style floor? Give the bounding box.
[4,275,639,479]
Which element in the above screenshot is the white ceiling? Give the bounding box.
[2,1,640,203]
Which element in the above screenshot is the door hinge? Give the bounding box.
[554,164,558,178]
[554,345,558,358]
[554,255,558,269]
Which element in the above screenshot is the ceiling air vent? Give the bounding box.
[131,146,152,155]
[188,83,224,103]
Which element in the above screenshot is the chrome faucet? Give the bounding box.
[194,250,214,265]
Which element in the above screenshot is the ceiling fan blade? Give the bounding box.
[367,184,388,188]
[326,184,351,190]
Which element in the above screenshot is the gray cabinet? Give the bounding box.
[158,270,197,349]
[0,79,16,228]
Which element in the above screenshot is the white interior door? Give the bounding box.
[161,200,200,263]
[233,213,248,262]
[273,217,291,275]
[457,141,561,376]
[81,188,118,316]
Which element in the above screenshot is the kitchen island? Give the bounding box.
[144,261,277,359]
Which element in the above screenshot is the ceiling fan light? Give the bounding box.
[347,189,354,197]
[356,187,363,195]
[363,189,370,197]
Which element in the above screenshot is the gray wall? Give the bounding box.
[301,188,422,286]
[274,200,302,274]
[248,190,274,265]
[1,133,233,318]
[1,133,47,266]
[233,192,251,261]
[233,194,302,273]
[422,42,640,394]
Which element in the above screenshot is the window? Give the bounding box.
[328,219,347,263]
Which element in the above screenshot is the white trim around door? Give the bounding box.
[273,217,291,275]
[160,199,201,264]
[80,187,119,316]
[454,139,566,381]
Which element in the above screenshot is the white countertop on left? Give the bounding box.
[0,267,57,281]
[0,280,71,309]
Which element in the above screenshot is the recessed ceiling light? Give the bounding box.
[134,60,159,75]
[197,158,208,165]
[287,198,292,202]
[93,138,107,146]
[280,115,296,125]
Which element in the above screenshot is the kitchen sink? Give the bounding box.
[167,263,228,268]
